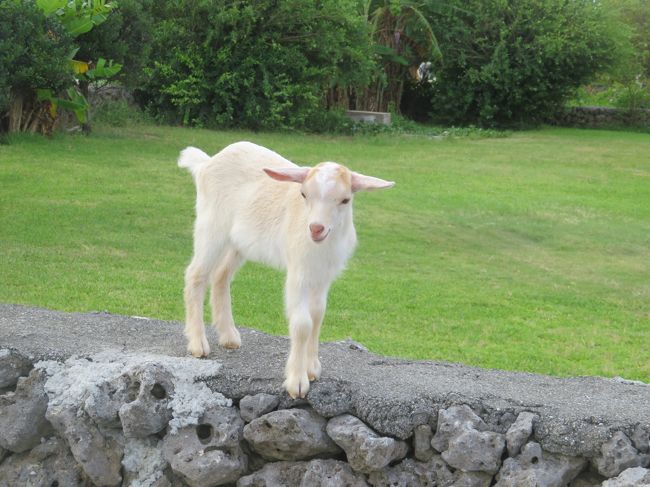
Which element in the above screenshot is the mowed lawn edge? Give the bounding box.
[1,124,648,381]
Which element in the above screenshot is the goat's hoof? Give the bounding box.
[218,328,241,349]
[284,374,310,399]
[307,359,321,381]
[187,336,210,358]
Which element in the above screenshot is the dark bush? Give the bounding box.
[423,0,622,127]
[0,0,74,132]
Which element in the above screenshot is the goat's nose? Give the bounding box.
[309,223,325,236]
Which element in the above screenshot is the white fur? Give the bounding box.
[178,141,394,398]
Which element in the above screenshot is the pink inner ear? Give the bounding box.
[263,167,310,183]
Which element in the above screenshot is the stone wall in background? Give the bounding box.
[553,106,650,128]
[1,347,649,487]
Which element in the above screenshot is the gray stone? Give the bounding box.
[601,467,650,487]
[0,435,89,487]
[441,428,505,474]
[84,373,134,429]
[0,349,32,389]
[46,405,123,487]
[244,408,341,461]
[506,411,537,456]
[367,456,453,486]
[122,437,169,487]
[631,425,650,454]
[237,461,309,486]
[162,404,247,487]
[239,393,280,422]
[119,363,174,437]
[0,369,54,453]
[413,424,435,461]
[326,414,408,474]
[237,459,369,487]
[301,459,370,486]
[592,432,650,477]
[451,471,494,487]
[431,404,486,452]
[495,442,586,487]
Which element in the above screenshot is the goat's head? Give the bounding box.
[263,162,394,243]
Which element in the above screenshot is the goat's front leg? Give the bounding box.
[307,289,328,381]
[284,273,312,398]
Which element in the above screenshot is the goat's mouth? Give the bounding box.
[311,230,330,243]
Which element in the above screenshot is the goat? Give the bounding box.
[178,141,394,398]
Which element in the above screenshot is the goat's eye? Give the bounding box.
[301,192,306,199]
[341,198,350,205]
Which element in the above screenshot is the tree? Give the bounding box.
[354,0,441,112]
[0,0,74,133]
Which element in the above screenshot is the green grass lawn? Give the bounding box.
[1,124,648,381]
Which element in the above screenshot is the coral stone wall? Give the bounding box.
[0,305,649,487]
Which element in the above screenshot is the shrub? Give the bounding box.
[423,0,622,127]
[134,0,374,131]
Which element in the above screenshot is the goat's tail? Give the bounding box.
[178,146,211,180]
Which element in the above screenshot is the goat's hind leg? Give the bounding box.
[183,222,225,358]
[210,247,244,349]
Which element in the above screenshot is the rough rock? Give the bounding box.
[302,459,370,486]
[0,435,89,487]
[0,349,32,389]
[244,408,341,461]
[367,456,453,486]
[431,404,486,452]
[237,461,309,486]
[119,363,175,437]
[84,373,134,429]
[162,404,247,487]
[237,459,369,487]
[122,437,168,487]
[495,442,586,487]
[631,426,650,454]
[506,412,537,456]
[601,467,650,487]
[441,428,505,474]
[413,424,435,461]
[0,368,53,453]
[46,406,123,487]
[239,393,280,422]
[592,432,650,477]
[327,414,408,474]
[451,471,494,487]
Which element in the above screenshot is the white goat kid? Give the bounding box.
[178,141,394,398]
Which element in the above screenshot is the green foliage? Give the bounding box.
[0,0,74,116]
[74,0,153,90]
[135,0,374,131]
[425,0,623,127]
[36,0,117,37]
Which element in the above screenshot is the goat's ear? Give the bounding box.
[263,167,310,183]
[351,172,395,192]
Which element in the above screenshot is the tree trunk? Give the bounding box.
[8,94,23,133]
